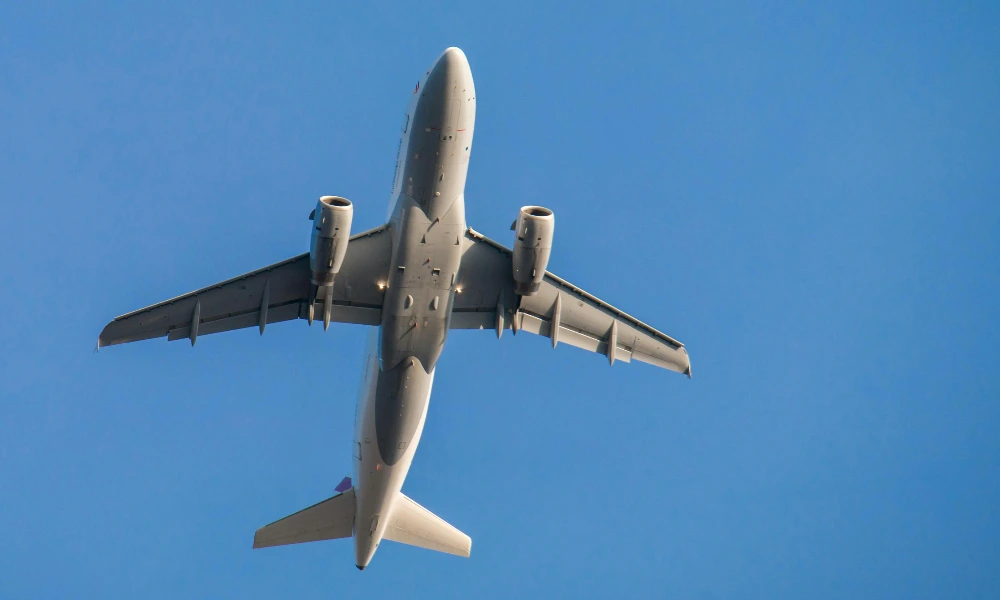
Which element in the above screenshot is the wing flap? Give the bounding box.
[316,303,383,326]
[164,302,302,341]
[519,311,634,363]
[449,309,494,329]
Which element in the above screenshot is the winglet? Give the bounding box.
[684,365,692,379]
[334,476,352,493]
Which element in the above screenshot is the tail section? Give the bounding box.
[383,493,471,558]
[251,482,471,560]
[253,483,355,549]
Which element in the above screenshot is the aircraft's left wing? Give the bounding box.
[98,225,392,348]
[451,228,691,376]
[383,493,471,558]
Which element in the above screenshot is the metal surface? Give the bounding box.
[98,46,692,571]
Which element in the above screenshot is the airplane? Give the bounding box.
[98,47,692,570]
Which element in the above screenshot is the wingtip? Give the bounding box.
[97,326,109,350]
[97,320,120,350]
[685,364,692,379]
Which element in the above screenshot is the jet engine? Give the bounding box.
[511,206,554,296]
[310,196,353,286]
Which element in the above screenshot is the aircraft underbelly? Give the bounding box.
[352,46,475,568]
[353,329,435,566]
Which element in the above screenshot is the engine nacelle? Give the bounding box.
[511,206,555,295]
[309,196,353,286]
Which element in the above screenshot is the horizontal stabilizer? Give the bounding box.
[384,493,471,558]
[253,488,355,549]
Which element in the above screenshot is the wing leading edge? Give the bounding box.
[98,225,393,348]
[451,228,691,377]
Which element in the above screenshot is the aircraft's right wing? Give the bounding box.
[253,487,356,549]
[98,225,393,348]
[451,228,691,376]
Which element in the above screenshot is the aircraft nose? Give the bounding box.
[441,46,467,64]
[418,46,473,113]
[430,46,471,78]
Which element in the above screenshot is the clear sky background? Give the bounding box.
[1,2,998,598]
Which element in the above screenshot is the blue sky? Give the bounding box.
[2,2,998,598]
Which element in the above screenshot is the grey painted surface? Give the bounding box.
[252,488,355,549]
[374,357,431,466]
[378,47,474,373]
[455,228,691,376]
[98,225,392,348]
[98,46,690,571]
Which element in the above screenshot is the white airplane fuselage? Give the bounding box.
[97,43,691,572]
[351,47,475,569]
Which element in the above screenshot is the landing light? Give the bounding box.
[377,282,386,291]
[455,287,463,294]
